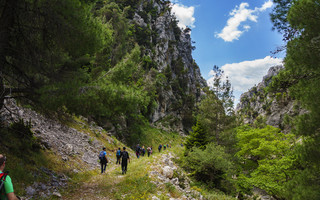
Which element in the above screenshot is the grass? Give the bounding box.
[62,147,190,200]
[62,152,157,199]
[0,116,235,200]
[135,126,184,150]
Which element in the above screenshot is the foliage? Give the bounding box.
[270,0,295,41]
[0,0,108,108]
[270,0,320,199]
[197,88,236,147]
[185,119,208,151]
[235,125,296,198]
[183,143,235,193]
[210,65,234,115]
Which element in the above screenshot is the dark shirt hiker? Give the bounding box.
[147,146,152,157]
[135,144,141,158]
[99,147,108,174]
[120,147,130,175]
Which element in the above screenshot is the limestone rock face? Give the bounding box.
[236,65,305,132]
[131,0,207,133]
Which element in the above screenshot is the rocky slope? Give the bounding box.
[131,0,207,133]
[1,99,110,168]
[0,99,130,199]
[236,66,304,131]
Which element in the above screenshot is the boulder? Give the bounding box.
[162,166,174,179]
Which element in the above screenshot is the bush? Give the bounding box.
[183,143,235,193]
[235,125,296,198]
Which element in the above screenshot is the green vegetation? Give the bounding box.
[269,0,320,199]
[1,0,319,199]
[184,120,208,151]
[0,0,202,146]
[236,125,296,198]
[183,143,234,193]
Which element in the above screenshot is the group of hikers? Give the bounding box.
[157,143,171,153]
[0,142,174,200]
[134,144,153,158]
[99,147,130,175]
[99,143,172,175]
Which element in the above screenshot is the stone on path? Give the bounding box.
[162,166,174,178]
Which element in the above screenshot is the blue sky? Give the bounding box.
[170,0,285,105]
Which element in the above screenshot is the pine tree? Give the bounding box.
[270,0,320,199]
[185,119,208,150]
[0,0,107,109]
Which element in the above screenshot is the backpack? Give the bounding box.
[116,150,121,156]
[122,151,128,160]
[0,171,9,192]
[99,151,105,160]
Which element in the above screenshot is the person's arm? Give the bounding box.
[4,176,18,200]
[104,152,108,162]
[7,192,19,200]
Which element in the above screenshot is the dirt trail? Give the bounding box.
[62,164,125,200]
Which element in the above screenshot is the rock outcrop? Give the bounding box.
[149,152,204,200]
[131,0,207,133]
[1,99,106,169]
[236,66,305,131]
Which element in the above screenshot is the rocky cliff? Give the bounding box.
[236,66,304,132]
[131,0,207,133]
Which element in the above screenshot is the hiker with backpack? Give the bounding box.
[0,154,19,200]
[158,144,162,153]
[147,146,152,157]
[163,144,166,150]
[135,144,141,158]
[116,148,121,165]
[141,146,145,157]
[99,147,108,174]
[120,147,130,174]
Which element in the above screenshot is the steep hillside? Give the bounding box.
[0,0,207,144]
[236,66,304,132]
[0,99,182,199]
[127,0,207,133]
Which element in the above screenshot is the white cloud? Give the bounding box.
[171,3,195,29]
[259,0,273,11]
[207,56,283,92]
[216,1,273,42]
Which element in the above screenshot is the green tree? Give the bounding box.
[236,125,296,198]
[197,89,225,144]
[210,65,234,115]
[270,0,320,198]
[183,143,234,193]
[0,0,107,109]
[197,88,236,147]
[185,119,208,151]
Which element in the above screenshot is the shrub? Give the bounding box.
[183,143,235,193]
